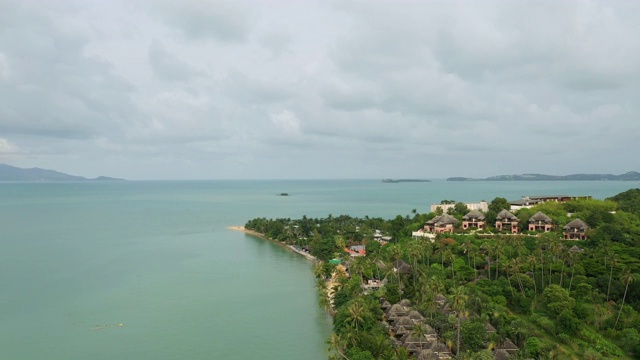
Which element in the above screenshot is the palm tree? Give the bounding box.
[369,333,390,359]
[527,254,538,296]
[408,240,422,286]
[607,254,619,302]
[346,301,365,335]
[549,238,564,287]
[451,286,468,355]
[615,270,638,328]
[558,250,568,287]
[510,259,525,295]
[411,323,428,351]
[568,251,579,292]
[481,242,494,280]
[326,333,349,360]
[494,239,505,279]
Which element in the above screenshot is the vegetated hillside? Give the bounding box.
[0,163,123,181]
[245,190,640,360]
[447,171,640,181]
[608,189,640,216]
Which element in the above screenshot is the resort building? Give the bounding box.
[424,214,460,234]
[563,218,590,240]
[495,209,519,234]
[462,210,485,230]
[528,211,554,232]
[509,195,592,210]
[430,201,488,214]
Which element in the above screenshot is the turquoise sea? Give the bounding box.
[1,180,637,359]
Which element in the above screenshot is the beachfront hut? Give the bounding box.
[417,349,438,360]
[496,339,518,354]
[393,259,412,274]
[563,218,589,240]
[432,342,452,359]
[386,312,399,324]
[399,299,412,308]
[387,303,408,317]
[569,245,584,253]
[493,349,510,360]
[408,310,425,321]
[405,343,419,354]
[528,211,554,232]
[434,294,446,306]
[381,300,392,310]
[394,326,410,337]
[394,316,415,331]
[462,210,485,230]
[495,209,519,234]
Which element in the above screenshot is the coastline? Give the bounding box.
[227,226,318,262]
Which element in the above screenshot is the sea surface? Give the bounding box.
[0,179,637,359]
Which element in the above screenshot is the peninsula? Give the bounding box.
[244,189,640,360]
[382,179,431,183]
[0,163,124,181]
[447,171,640,181]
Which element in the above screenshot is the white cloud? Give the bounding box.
[269,110,302,138]
[0,138,19,154]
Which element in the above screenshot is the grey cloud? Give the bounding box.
[153,0,253,43]
[223,71,295,105]
[148,41,201,82]
[0,1,138,140]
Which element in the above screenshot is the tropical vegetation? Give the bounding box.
[244,189,640,359]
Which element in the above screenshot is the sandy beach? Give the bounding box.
[227,226,318,262]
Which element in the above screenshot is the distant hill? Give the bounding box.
[382,179,431,183]
[447,171,640,181]
[0,163,124,181]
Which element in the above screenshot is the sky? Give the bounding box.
[1,0,639,180]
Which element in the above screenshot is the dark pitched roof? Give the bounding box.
[529,211,553,224]
[463,210,485,221]
[394,316,415,329]
[400,299,412,307]
[569,245,584,253]
[395,325,410,336]
[408,310,425,321]
[387,304,407,316]
[426,214,460,226]
[417,349,438,360]
[563,218,590,231]
[496,338,518,351]
[494,349,511,360]
[496,209,518,221]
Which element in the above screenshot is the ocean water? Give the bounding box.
[0,180,637,359]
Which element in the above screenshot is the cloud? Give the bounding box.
[0,138,19,154]
[0,52,7,80]
[152,0,253,43]
[1,0,640,179]
[148,41,202,82]
[269,110,302,138]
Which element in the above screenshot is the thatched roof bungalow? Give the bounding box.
[563,218,589,240]
[528,211,554,232]
[496,209,519,234]
[462,210,485,230]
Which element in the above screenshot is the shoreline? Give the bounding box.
[227,226,318,262]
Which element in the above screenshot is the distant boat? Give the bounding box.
[277,193,290,196]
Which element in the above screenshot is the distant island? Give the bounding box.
[447,171,640,181]
[0,163,124,181]
[382,179,431,183]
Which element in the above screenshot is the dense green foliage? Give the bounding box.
[245,189,640,359]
